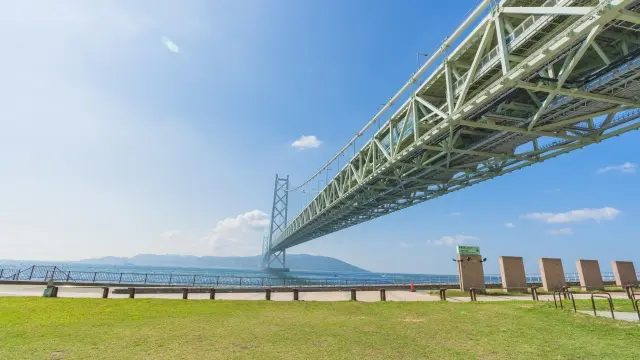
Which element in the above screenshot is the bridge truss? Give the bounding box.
[266,0,640,257]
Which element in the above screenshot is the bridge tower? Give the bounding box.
[261,174,290,272]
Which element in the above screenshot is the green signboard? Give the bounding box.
[43,288,54,298]
[456,245,480,255]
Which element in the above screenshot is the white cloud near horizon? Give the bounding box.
[521,207,621,224]
[428,235,479,246]
[160,230,181,240]
[546,228,574,236]
[291,135,322,150]
[202,210,269,256]
[504,222,515,229]
[597,162,637,174]
[450,212,462,216]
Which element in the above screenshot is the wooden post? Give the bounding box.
[128,287,135,299]
[265,288,271,301]
[380,289,386,301]
[350,288,357,301]
[209,288,216,300]
[182,288,188,300]
[102,287,109,299]
[293,289,299,301]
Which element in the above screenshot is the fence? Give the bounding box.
[0,266,635,288]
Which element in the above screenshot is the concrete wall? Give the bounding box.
[539,258,565,291]
[499,256,527,292]
[576,259,603,290]
[612,261,638,287]
[458,254,486,291]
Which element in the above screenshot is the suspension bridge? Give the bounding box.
[262,0,640,270]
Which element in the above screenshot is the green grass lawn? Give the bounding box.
[1,297,639,360]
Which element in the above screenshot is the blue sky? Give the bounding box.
[1,0,638,275]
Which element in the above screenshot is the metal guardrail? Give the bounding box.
[0,265,632,288]
[553,290,576,313]
[590,293,615,320]
[0,265,464,287]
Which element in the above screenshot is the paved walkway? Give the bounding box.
[0,284,632,305]
[578,310,639,322]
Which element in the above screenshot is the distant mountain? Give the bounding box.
[77,254,368,272]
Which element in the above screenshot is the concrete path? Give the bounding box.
[0,285,634,312]
[578,310,639,322]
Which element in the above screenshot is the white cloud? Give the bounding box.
[160,230,180,240]
[398,242,412,248]
[450,212,462,216]
[521,207,621,224]
[291,135,322,150]
[504,222,515,229]
[546,228,574,236]
[161,36,180,53]
[428,235,479,246]
[597,162,637,174]
[202,210,269,256]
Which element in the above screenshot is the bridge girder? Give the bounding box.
[271,0,640,252]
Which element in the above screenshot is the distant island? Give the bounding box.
[77,254,368,273]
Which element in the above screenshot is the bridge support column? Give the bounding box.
[262,174,291,272]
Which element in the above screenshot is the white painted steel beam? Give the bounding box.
[501,7,594,16]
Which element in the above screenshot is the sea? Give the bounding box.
[0,260,469,286]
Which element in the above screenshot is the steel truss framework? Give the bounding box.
[262,175,289,268]
[270,0,640,252]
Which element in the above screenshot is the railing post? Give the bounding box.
[102,287,109,299]
[192,275,196,286]
[144,274,148,284]
[92,272,97,282]
[0,269,4,279]
[168,274,172,286]
[625,285,634,300]
[15,270,21,280]
[66,272,70,282]
[216,276,219,286]
[265,288,271,301]
[293,289,299,301]
[209,288,216,300]
[380,289,386,301]
[128,287,135,298]
[28,266,35,280]
[350,288,357,301]
[119,273,123,284]
[182,288,189,300]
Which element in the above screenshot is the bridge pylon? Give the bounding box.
[261,174,290,272]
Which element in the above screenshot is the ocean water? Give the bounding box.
[0,260,471,286]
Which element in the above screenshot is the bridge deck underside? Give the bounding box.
[271,0,640,252]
